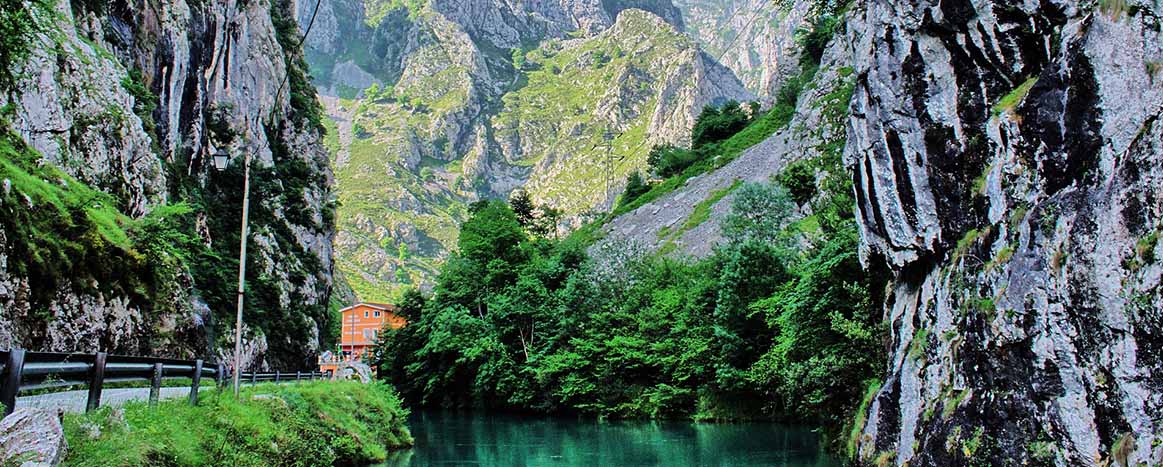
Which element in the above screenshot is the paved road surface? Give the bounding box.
[15,387,194,413]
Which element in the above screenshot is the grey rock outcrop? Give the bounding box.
[845,0,1163,464]
[429,0,684,48]
[333,360,374,384]
[10,1,165,218]
[0,409,67,467]
[674,0,812,96]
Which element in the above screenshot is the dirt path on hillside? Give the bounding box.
[319,95,356,169]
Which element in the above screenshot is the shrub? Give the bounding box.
[617,171,650,208]
[779,160,817,205]
[691,100,751,148]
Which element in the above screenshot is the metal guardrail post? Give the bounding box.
[216,363,225,388]
[86,352,107,412]
[250,371,256,386]
[189,359,203,406]
[275,370,280,383]
[149,363,163,407]
[296,371,301,382]
[1,349,26,417]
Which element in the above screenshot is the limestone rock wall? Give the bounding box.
[673,0,812,97]
[846,0,1163,464]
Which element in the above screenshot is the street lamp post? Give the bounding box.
[212,147,252,397]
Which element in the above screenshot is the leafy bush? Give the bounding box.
[617,172,650,208]
[779,160,817,205]
[691,100,751,148]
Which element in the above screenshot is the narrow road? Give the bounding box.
[15,387,193,413]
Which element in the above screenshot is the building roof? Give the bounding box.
[337,302,397,313]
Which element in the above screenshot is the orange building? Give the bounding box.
[319,303,406,373]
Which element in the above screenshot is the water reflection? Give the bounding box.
[376,411,840,467]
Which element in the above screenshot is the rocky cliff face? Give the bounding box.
[845,0,1163,464]
[673,0,811,96]
[0,0,337,369]
[300,0,751,301]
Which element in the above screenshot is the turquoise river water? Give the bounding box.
[374,411,842,466]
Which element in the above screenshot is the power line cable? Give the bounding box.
[269,0,323,125]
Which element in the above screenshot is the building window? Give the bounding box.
[364,311,369,318]
[374,311,381,317]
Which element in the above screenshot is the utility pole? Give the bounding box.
[232,149,252,397]
[599,129,621,209]
[605,143,612,205]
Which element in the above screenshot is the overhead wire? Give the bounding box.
[269,0,324,126]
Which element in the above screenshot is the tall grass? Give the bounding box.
[62,381,413,467]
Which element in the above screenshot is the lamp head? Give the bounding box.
[212,148,230,171]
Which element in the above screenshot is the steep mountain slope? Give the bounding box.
[299,1,751,301]
[594,0,849,258]
[673,0,811,96]
[0,0,338,369]
[843,0,1163,464]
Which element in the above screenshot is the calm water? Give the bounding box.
[375,411,841,467]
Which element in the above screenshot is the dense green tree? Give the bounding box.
[618,172,650,208]
[509,189,537,229]
[779,161,818,205]
[749,224,884,427]
[720,181,796,245]
[458,200,527,267]
[647,145,700,178]
[691,101,751,148]
[374,175,885,440]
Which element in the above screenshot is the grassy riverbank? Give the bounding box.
[60,381,412,467]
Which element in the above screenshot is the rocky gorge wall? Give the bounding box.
[845,0,1163,464]
[674,0,811,97]
[0,0,337,370]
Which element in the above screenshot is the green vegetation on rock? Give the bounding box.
[0,0,46,89]
[0,120,194,322]
[992,77,1038,115]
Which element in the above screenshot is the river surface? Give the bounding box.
[375,411,841,467]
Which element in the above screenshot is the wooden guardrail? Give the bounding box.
[1,349,331,417]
